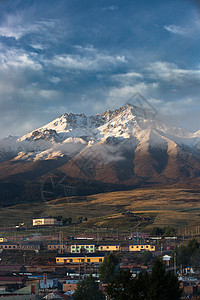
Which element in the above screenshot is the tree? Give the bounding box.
[76,215,83,224]
[63,217,72,225]
[190,249,200,269]
[147,258,182,300]
[142,250,153,265]
[106,269,136,300]
[163,226,176,236]
[105,258,182,300]
[98,253,119,283]
[173,245,189,268]
[187,238,199,256]
[151,227,163,236]
[73,274,104,300]
[131,271,149,300]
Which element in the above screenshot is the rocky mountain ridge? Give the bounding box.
[0,104,200,201]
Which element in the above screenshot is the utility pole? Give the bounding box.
[174,252,176,275]
[59,230,64,254]
[23,252,26,265]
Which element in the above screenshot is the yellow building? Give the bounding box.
[0,237,7,243]
[97,244,120,252]
[129,244,155,252]
[56,253,105,264]
[32,217,62,226]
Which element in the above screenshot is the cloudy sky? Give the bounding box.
[0,0,200,138]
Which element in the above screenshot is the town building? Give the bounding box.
[129,244,155,252]
[63,278,79,293]
[47,243,70,252]
[0,237,7,243]
[0,243,19,250]
[0,242,41,251]
[32,218,62,227]
[97,244,121,252]
[56,253,106,264]
[70,243,95,253]
[20,242,41,251]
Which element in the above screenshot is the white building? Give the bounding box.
[33,217,62,226]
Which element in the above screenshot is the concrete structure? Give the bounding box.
[47,243,70,252]
[0,237,7,243]
[129,244,155,252]
[32,218,62,227]
[40,278,58,289]
[0,242,41,251]
[163,255,172,266]
[0,243,19,250]
[56,253,106,264]
[0,294,35,300]
[0,276,26,291]
[71,243,95,253]
[20,242,41,251]
[97,244,120,252]
[63,279,79,292]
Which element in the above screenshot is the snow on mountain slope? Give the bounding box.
[0,103,200,163]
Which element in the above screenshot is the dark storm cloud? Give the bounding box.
[0,0,199,138]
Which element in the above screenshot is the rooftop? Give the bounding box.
[56,253,106,258]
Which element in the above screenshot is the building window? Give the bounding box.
[70,259,73,262]
[101,246,103,250]
[81,259,84,262]
[87,259,90,262]
[131,246,133,248]
[107,246,109,249]
[86,246,89,248]
[99,259,102,262]
[141,246,143,248]
[136,246,138,248]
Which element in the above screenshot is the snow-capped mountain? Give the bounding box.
[0,104,200,189]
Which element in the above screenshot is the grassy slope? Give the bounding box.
[0,185,200,231]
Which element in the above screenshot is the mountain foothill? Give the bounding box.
[0,104,200,206]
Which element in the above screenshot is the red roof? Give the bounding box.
[0,276,26,282]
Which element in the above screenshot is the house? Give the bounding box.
[129,244,155,252]
[97,244,121,252]
[0,243,20,250]
[63,278,79,292]
[0,237,7,243]
[0,276,27,292]
[20,242,41,251]
[32,217,62,226]
[47,243,70,252]
[0,242,41,251]
[56,253,106,264]
[70,243,95,253]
